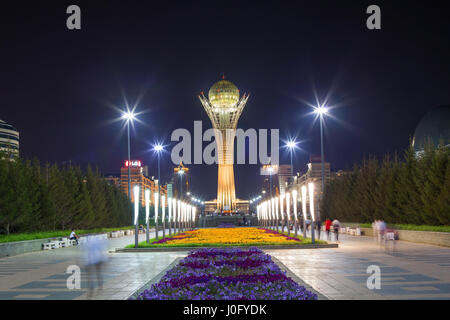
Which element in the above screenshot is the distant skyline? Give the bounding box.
[2,1,450,200]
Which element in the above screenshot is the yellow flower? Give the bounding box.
[164,228,299,245]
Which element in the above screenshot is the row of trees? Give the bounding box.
[321,144,449,225]
[0,154,132,235]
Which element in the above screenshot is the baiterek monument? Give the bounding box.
[199,78,249,213]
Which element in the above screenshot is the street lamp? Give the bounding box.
[308,182,316,244]
[153,144,164,235]
[145,189,150,243]
[313,105,328,221]
[121,110,136,200]
[286,140,298,183]
[301,185,307,238]
[122,110,138,246]
[154,191,159,240]
[133,185,140,248]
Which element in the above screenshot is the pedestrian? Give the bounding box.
[316,220,322,240]
[325,218,332,241]
[372,220,378,243]
[378,220,386,245]
[84,236,108,299]
[69,229,79,245]
[332,219,341,242]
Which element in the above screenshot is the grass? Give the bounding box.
[0,226,135,243]
[125,230,328,248]
[356,223,450,233]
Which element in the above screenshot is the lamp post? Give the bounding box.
[308,182,315,244]
[286,140,297,183]
[292,189,298,237]
[161,195,166,238]
[145,189,150,243]
[275,196,279,232]
[153,144,163,237]
[133,185,140,248]
[168,197,172,235]
[121,110,137,245]
[279,195,285,233]
[154,191,159,240]
[313,106,328,222]
[301,185,307,238]
[286,192,291,236]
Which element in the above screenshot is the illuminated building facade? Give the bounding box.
[199,78,249,211]
[289,155,331,221]
[120,160,167,207]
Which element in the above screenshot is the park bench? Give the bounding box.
[58,238,70,248]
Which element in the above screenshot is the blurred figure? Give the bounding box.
[83,235,108,299]
[372,220,378,243]
[378,220,386,246]
[325,218,332,241]
[316,220,322,240]
[332,219,341,242]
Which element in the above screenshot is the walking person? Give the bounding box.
[84,236,108,299]
[332,219,341,242]
[378,220,386,246]
[325,218,332,241]
[316,220,322,240]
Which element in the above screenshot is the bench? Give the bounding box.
[58,238,70,248]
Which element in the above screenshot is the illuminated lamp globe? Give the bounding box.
[208,80,240,111]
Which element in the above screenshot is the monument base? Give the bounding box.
[198,215,257,228]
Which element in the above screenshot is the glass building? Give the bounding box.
[0,119,19,158]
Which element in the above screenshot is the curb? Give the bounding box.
[115,244,338,253]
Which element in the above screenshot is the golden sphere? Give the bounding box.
[208,80,240,109]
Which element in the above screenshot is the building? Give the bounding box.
[288,155,331,221]
[119,160,167,207]
[259,164,292,198]
[277,164,292,195]
[0,119,19,158]
[199,78,249,212]
[172,161,190,198]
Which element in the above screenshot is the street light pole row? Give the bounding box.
[257,182,317,243]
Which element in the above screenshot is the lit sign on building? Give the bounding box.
[124,160,142,167]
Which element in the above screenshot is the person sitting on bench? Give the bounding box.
[70,229,79,245]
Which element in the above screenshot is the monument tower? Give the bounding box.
[199,78,249,211]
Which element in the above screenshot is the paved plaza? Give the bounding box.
[0,232,449,300]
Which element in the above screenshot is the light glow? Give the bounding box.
[133,185,140,225]
[301,186,307,221]
[145,189,150,224]
[154,192,159,223]
[308,182,315,221]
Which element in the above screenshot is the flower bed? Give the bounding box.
[133,227,325,247]
[133,247,318,300]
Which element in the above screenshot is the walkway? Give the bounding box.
[0,230,186,300]
[267,235,450,300]
[0,231,449,300]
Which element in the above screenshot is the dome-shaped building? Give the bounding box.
[0,119,19,158]
[208,80,240,111]
[412,105,450,153]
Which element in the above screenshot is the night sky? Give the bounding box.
[2,1,450,201]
